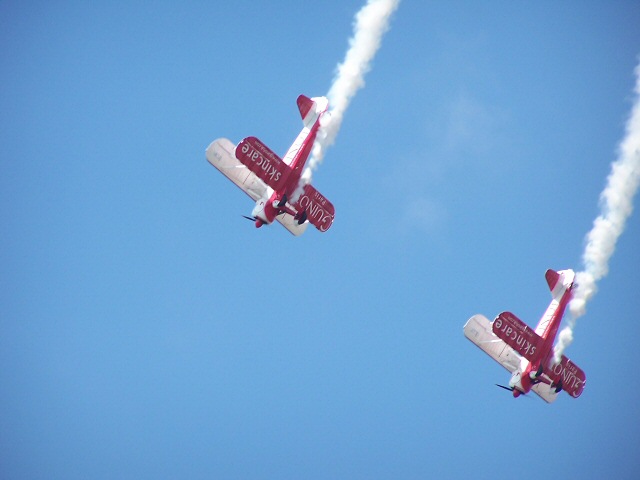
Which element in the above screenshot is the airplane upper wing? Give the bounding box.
[464,314,521,373]
[275,212,309,236]
[530,383,560,403]
[206,138,268,201]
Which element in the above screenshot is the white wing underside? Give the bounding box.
[206,138,267,201]
[464,315,521,373]
[206,138,308,236]
[274,211,308,236]
[531,381,559,403]
[463,314,558,403]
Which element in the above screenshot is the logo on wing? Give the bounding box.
[296,187,335,232]
[235,137,289,190]
[548,357,586,397]
[493,312,543,361]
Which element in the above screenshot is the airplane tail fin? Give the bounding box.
[297,95,329,128]
[545,269,575,297]
[545,270,561,291]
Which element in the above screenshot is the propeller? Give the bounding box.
[495,383,533,399]
[495,384,514,392]
[242,215,257,222]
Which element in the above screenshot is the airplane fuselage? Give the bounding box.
[508,269,575,396]
[251,98,327,227]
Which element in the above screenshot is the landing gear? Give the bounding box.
[529,364,544,381]
[296,210,307,225]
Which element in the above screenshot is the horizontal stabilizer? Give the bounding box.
[492,312,544,362]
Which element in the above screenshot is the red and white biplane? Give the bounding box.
[206,95,335,236]
[463,269,586,403]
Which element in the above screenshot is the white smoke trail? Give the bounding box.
[555,61,640,362]
[299,0,400,188]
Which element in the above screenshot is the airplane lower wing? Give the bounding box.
[235,136,291,191]
[493,311,544,362]
[206,138,268,201]
[545,352,586,398]
[289,183,335,232]
[464,315,521,373]
[519,352,583,403]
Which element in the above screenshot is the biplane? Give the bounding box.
[464,269,586,402]
[206,95,335,235]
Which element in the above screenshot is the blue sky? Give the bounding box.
[2,1,640,479]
